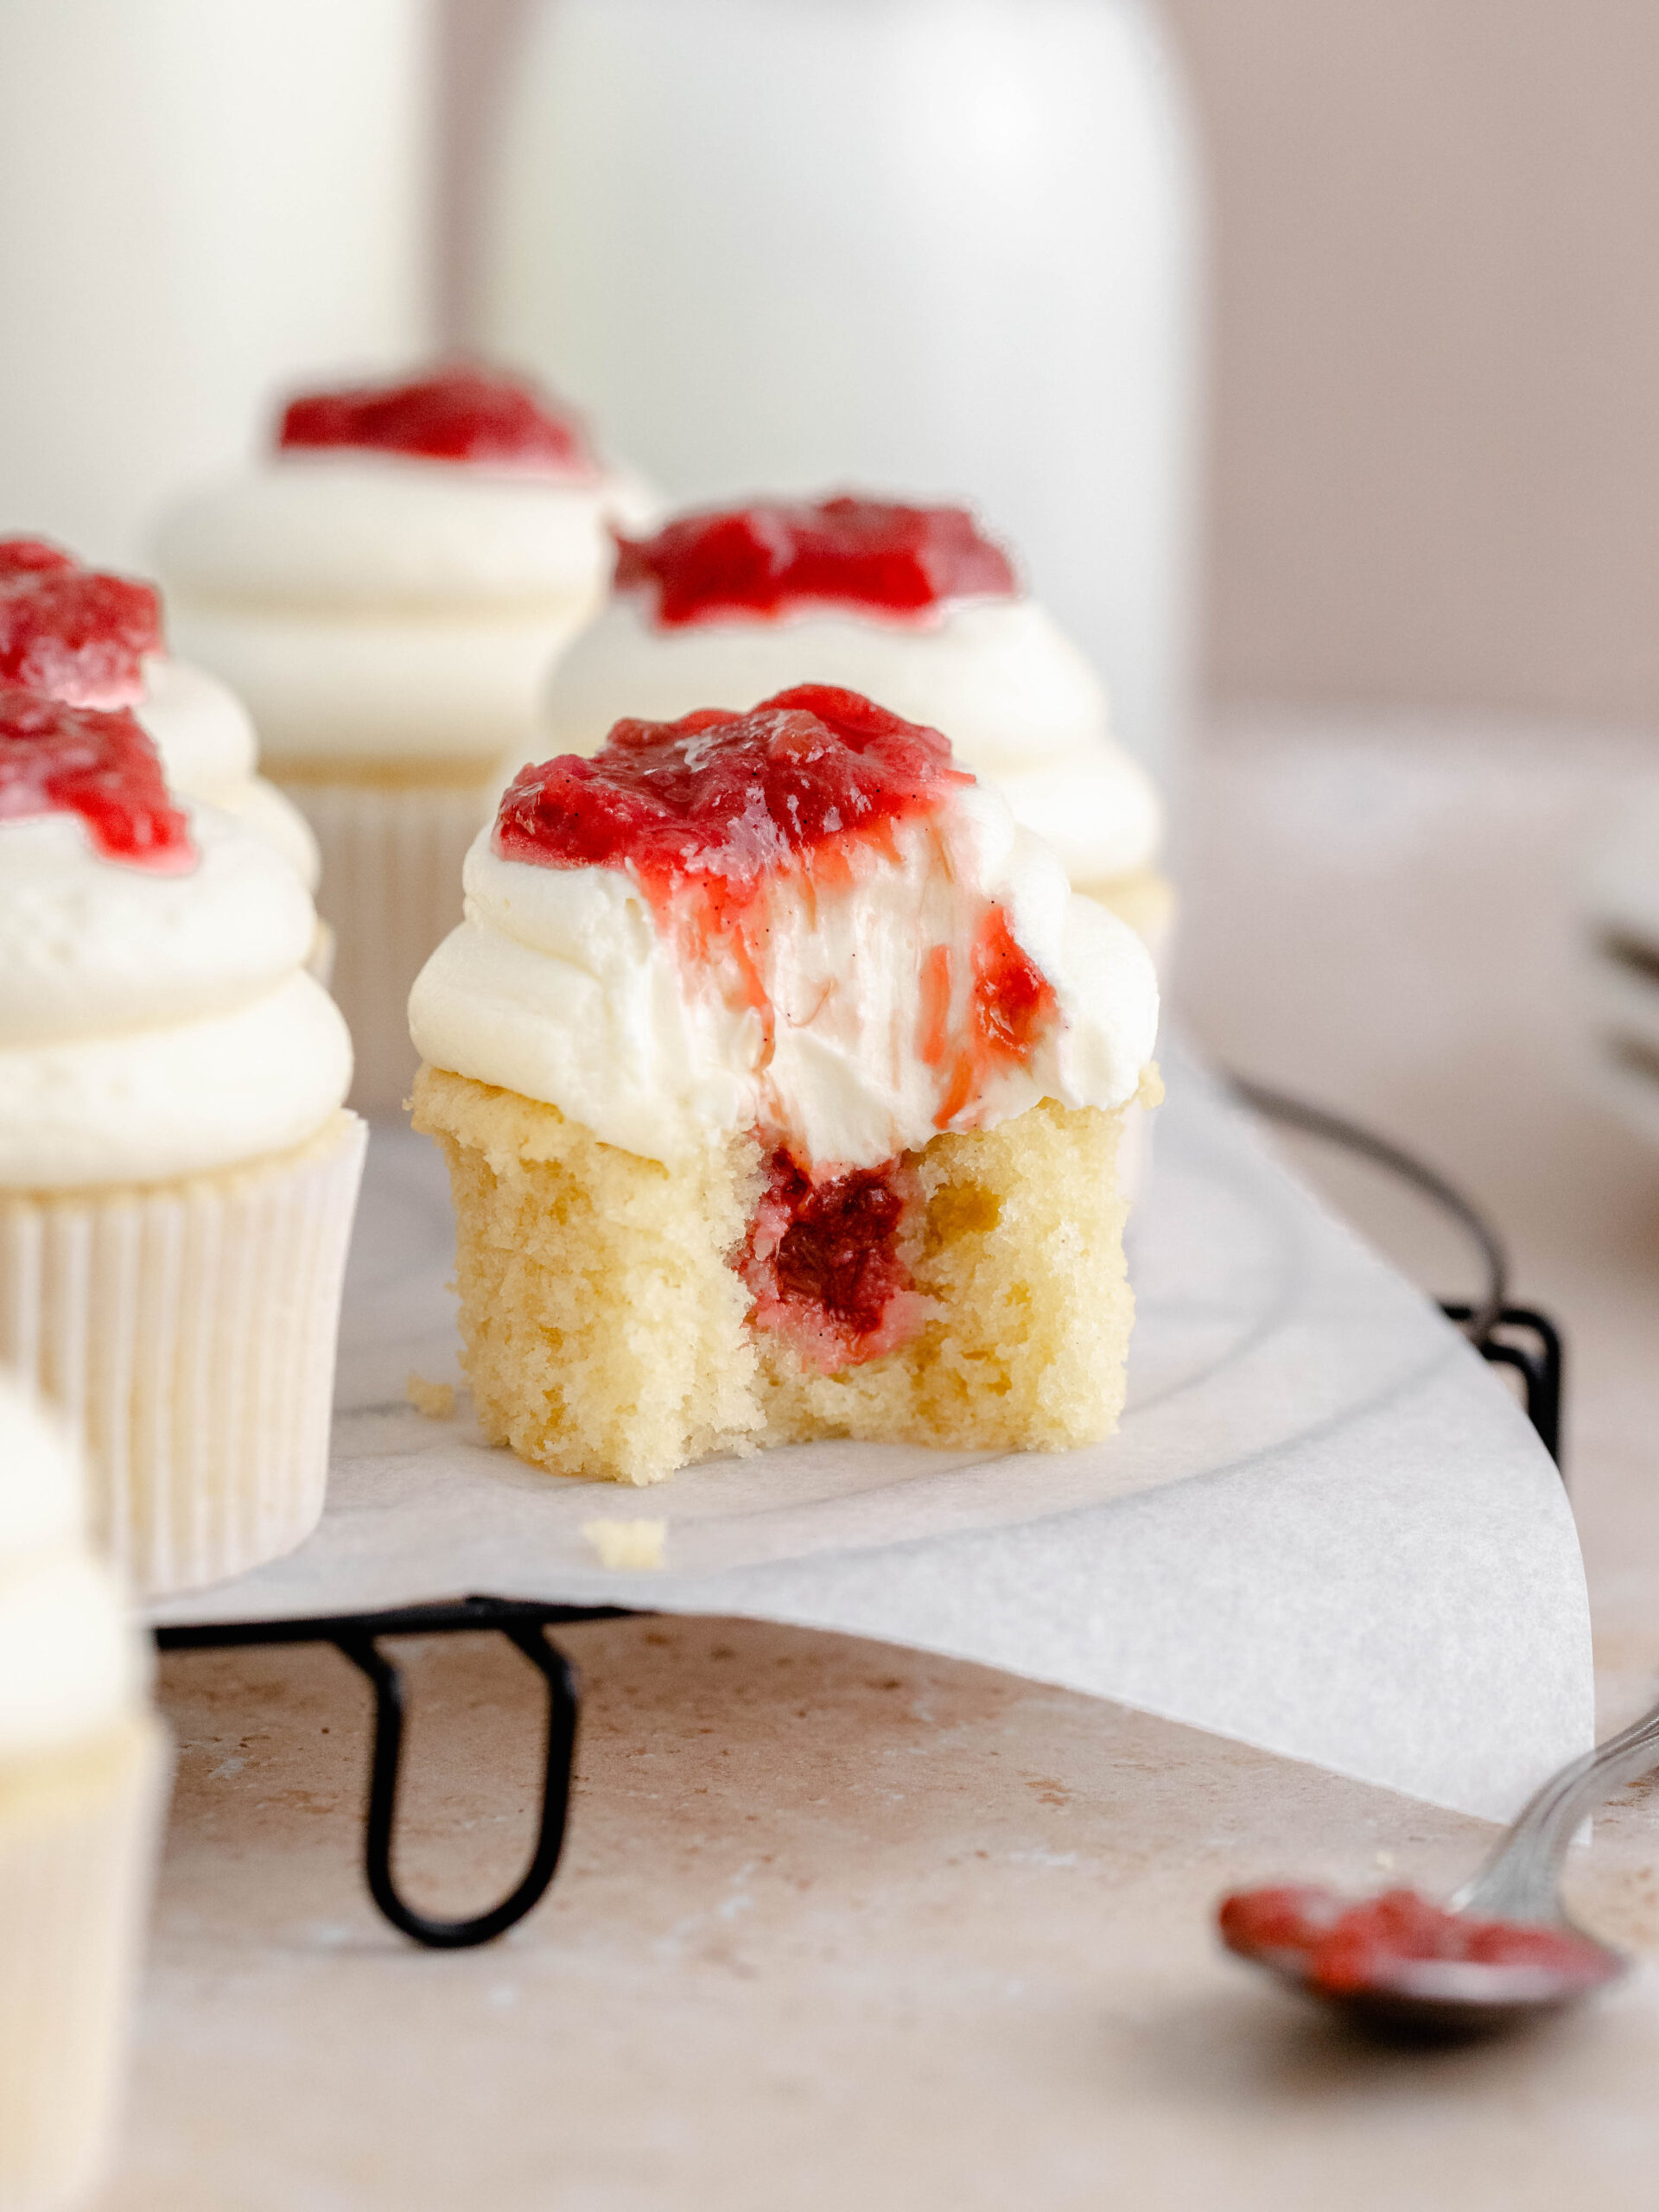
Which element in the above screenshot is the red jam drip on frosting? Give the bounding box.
[921,907,1060,1129]
[0,684,195,872]
[613,495,1018,626]
[0,537,163,710]
[1217,1885,1619,1998]
[740,1150,931,1373]
[277,364,596,476]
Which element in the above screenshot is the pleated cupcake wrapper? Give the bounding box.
[281,776,500,1117]
[0,1115,367,1600]
[0,1713,169,2212]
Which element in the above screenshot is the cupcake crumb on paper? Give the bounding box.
[583,1519,667,1572]
[405,1373,455,1421]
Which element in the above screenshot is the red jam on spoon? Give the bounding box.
[1218,1884,1620,1999]
[0,538,163,710]
[0,684,195,871]
[278,364,597,477]
[613,495,1018,626]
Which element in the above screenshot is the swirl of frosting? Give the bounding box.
[154,454,658,765]
[411,690,1158,1173]
[0,696,350,1187]
[136,655,319,887]
[0,1376,146,1760]
[543,589,1163,883]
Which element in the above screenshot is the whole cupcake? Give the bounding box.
[0,1372,168,2211]
[0,532,319,893]
[153,362,654,1113]
[0,687,364,1596]
[410,685,1158,1484]
[543,493,1172,952]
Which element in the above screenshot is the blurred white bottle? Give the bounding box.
[0,0,433,566]
[482,0,1201,783]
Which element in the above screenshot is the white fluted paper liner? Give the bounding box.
[280,775,499,1116]
[0,1113,366,1599]
[0,1713,168,2212]
[147,1050,1592,1822]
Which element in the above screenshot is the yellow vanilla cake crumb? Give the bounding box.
[582,1519,668,1571]
[405,1373,455,1421]
[413,1065,1136,1487]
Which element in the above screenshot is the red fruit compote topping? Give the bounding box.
[494,683,1065,1372]
[613,495,1018,627]
[0,685,194,871]
[1217,1885,1619,2000]
[277,364,597,478]
[0,537,163,709]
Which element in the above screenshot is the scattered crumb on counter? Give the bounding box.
[583,1518,668,1571]
[406,1373,456,1421]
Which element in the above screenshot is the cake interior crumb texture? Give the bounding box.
[411,1066,1135,1486]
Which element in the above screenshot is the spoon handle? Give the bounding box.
[1455,1695,1659,1923]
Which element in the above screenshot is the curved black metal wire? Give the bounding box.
[334,1622,580,1950]
[1223,1071,1510,1348]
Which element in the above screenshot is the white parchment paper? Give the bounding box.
[148,1052,1593,1821]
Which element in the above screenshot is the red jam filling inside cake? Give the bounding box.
[740,1151,931,1372]
[278,364,596,477]
[1217,1885,1618,1996]
[0,537,163,709]
[0,684,195,871]
[497,683,1066,1370]
[613,495,1018,626]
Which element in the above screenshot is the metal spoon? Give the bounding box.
[1220,1694,1659,2037]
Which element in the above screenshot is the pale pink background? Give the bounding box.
[439,0,1659,729]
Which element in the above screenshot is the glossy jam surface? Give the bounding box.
[277,364,595,476]
[1218,1885,1619,1997]
[740,1149,929,1372]
[0,685,194,870]
[0,537,162,709]
[613,495,1018,626]
[497,683,963,899]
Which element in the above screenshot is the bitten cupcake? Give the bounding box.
[410,685,1158,1484]
[0,687,364,1596]
[543,494,1172,950]
[154,362,654,1113]
[0,533,319,891]
[0,1373,168,2212]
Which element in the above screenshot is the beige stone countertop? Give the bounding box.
[98,713,1659,2210]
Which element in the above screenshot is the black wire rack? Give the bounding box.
[155,1082,1566,1951]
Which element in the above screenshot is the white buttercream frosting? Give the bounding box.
[543,594,1163,883]
[0,806,352,1188]
[153,453,658,766]
[136,653,319,886]
[410,776,1158,1173]
[0,1376,146,1761]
